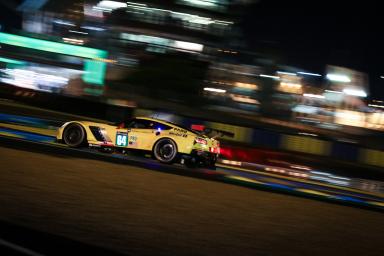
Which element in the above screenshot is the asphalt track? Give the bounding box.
[0,100,384,255]
[1,143,384,256]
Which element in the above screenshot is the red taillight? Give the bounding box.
[195,137,207,145]
[209,147,220,154]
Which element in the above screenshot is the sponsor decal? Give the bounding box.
[170,131,188,138]
[128,135,138,147]
[173,128,187,133]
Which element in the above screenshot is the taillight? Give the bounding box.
[195,137,207,145]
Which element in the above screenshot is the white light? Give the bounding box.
[297,71,322,77]
[173,41,203,52]
[303,93,325,99]
[368,104,384,109]
[183,0,217,7]
[92,6,113,12]
[97,0,127,9]
[126,1,147,6]
[298,132,318,137]
[277,71,297,76]
[221,159,242,166]
[343,88,367,97]
[260,74,280,80]
[381,76,384,79]
[63,38,84,45]
[81,26,105,31]
[326,74,351,83]
[230,94,259,104]
[69,30,88,35]
[290,165,311,171]
[53,20,75,26]
[204,87,226,93]
[325,89,343,94]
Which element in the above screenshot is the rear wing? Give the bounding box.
[191,124,234,138]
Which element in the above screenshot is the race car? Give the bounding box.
[56,117,225,168]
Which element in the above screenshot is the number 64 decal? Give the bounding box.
[116,132,128,147]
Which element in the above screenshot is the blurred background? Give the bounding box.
[0,0,384,154]
[2,3,384,255]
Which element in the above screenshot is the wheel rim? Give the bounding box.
[155,140,176,162]
[64,126,83,146]
[159,144,174,159]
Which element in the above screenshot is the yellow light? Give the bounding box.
[230,94,259,104]
[234,82,258,90]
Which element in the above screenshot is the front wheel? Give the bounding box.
[153,138,178,163]
[63,123,86,148]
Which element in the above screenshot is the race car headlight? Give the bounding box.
[195,137,207,145]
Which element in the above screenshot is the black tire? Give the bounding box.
[153,138,178,163]
[63,123,86,148]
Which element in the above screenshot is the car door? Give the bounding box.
[125,119,158,150]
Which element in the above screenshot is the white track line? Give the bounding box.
[0,238,45,256]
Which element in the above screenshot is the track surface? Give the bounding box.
[1,145,384,256]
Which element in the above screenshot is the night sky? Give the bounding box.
[244,0,383,99]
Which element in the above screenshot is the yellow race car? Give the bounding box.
[56,117,224,168]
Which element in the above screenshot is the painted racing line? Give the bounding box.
[0,113,383,211]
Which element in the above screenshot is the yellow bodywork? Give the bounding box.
[57,117,219,155]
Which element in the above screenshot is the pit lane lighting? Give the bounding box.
[173,41,203,52]
[326,74,351,83]
[126,1,146,6]
[368,104,384,109]
[221,160,242,166]
[297,71,322,77]
[69,30,88,35]
[279,82,302,88]
[277,71,297,76]
[97,1,127,10]
[343,88,367,97]
[260,74,280,80]
[325,89,343,94]
[290,165,311,171]
[298,132,318,137]
[183,0,217,7]
[234,82,258,90]
[63,37,84,45]
[81,26,105,31]
[381,76,384,79]
[303,93,325,99]
[230,94,259,104]
[53,20,75,26]
[204,87,226,93]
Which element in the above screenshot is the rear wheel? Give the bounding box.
[153,138,178,163]
[63,123,86,148]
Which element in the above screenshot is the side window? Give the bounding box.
[127,119,149,129]
[152,122,172,130]
[126,119,172,130]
